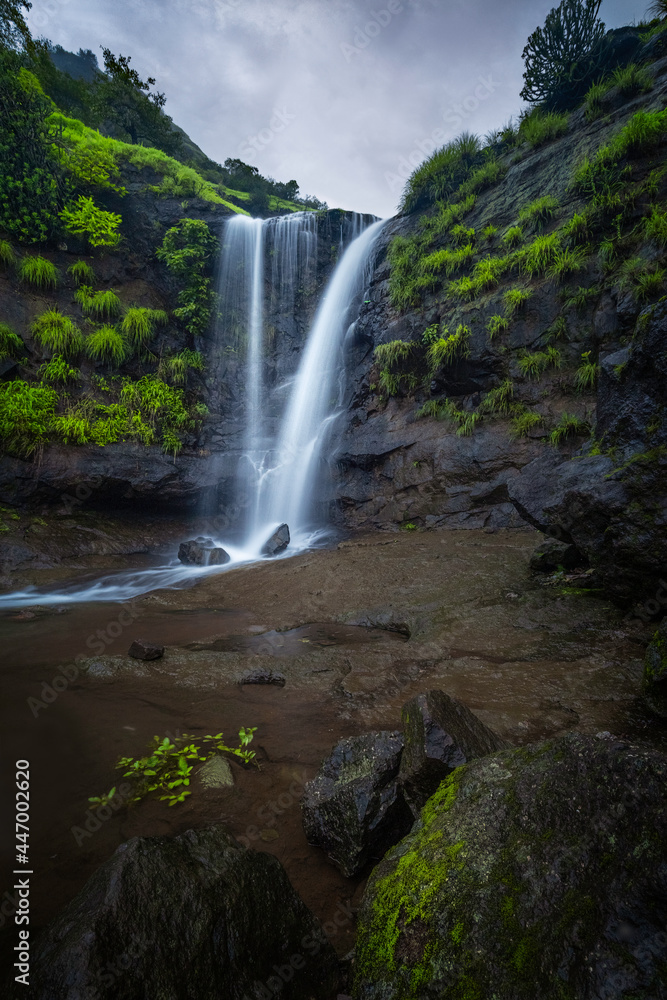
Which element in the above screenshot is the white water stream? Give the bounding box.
[0,213,384,606]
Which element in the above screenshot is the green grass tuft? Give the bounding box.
[0,380,58,456]
[0,240,16,268]
[503,287,532,317]
[550,413,589,446]
[159,349,206,384]
[19,255,59,290]
[487,314,509,340]
[121,307,169,348]
[472,255,511,291]
[482,224,498,241]
[519,195,559,230]
[501,226,524,248]
[75,286,123,320]
[86,326,129,365]
[479,379,514,415]
[38,355,81,383]
[611,63,653,97]
[547,246,589,283]
[643,206,667,248]
[518,346,561,379]
[574,351,598,391]
[0,323,23,362]
[427,325,471,370]
[31,310,83,356]
[68,260,96,286]
[519,110,568,148]
[374,340,413,367]
[399,132,482,213]
[516,232,562,276]
[510,410,543,438]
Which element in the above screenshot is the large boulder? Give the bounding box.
[643,619,667,719]
[23,825,338,1000]
[529,536,582,573]
[262,523,290,556]
[178,536,230,566]
[399,690,507,816]
[301,731,412,878]
[355,733,667,1000]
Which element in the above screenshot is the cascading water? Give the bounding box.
[0,212,384,606]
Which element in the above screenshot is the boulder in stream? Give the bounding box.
[127,638,164,661]
[399,689,507,816]
[301,731,412,878]
[642,619,667,718]
[355,733,667,1000]
[24,825,339,1000]
[178,536,230,566]
[262,523,290,556]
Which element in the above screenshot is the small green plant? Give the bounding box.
[635,267,666,302]
[547,246,589,282]
[549,412,589,446]
[421,323,441,345]
[68,260,96,286]
[38,355,81,383]
[75,286,123,320]
[584,79,608,120]
[574,350,598,391]
[482,224,498,241]
[516,232,562,276]
[472,255,510,291]
[121,307,169,348]
[562,285,599,312]
[0,380,58,457]
[518,346,561,379]
[0,323,23,362]
[519,110,569,148]
[19,255,59,290]
[374,340,412,367]
[60,195,123,248]
[487,314,509,340]
[447,275,478,301]
[427,325,471,370]
[479,379,514,415]
[450,225,475,246]
[0,240,16,268]
[159,349,206,384]
[401,521,418,531]
[86,326,129,365]
[503,287,532,317]
[611,63,652,97]
[32,310,83,356]
[510,410,543,438]
[94,729,257,808]
[519,195,559,230]
[502,226,524,248]
[618,257,665,301]
[643,206,667,248]
[561,210,593,245]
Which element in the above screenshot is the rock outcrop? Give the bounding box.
[355,733,667,1000]
[178,536,230,565]
[22,825,339,1000]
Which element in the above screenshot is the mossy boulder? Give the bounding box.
[354,733,667,1000]
[642,619,667,718]
[23,825,339,1000]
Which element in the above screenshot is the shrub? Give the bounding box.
[516,232,563,276]
[32,310,83,356]
[427,325,471,370]
[38,355,81,383]
[0,380,58,457]
[519,195,560,230]
[519,110,569,147]
[374,340,412,367]
[422,323,441,345]
[547,246,589,282]
[510,410,543,438]
[450,225,475,247]
[520,0,606,109]
[399,133,482,213]
[86,325,128,365]
[504,287,532,316]
[121,307,168,348]
[76,286,123,320]
[502,226,524,248]
[643,206,667,248]
[611,63,652,97]
[549,412,589,445]
[159,349,206,384]
[157,219,217,337]
[0,323,23,362]
[19,255,59,289]
[60,195,123,248]
[68,260,96,286]
[487,315,509,340]
[574,351,598,390]
[518,346,561,379]
[447,275,478,301]
[120,374,192,454]
[0,240,16,268]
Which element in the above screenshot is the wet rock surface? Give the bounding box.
[240,666,287,686]
[127,638,164,660]
[178,536,230,566]
[262,523,290,556]
[529,536,583,573]
[21,825,339,1000]
[398,689,507,816]
[355,733,667,1000]
[643,619,667,719]
[301,731,412,878]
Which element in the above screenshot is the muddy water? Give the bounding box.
[0,527,664,990]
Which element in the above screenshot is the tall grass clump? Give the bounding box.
[427,325,471,370]
[456,157,507,199]
[400,133,482,213]
[31,310,83,356]
[0,240,16,268]
[374,340,412,368]
[503,287,532,316]
[19,255,59,290]
[159,349,205,384]
[643,206,667,247]
[479,379,514,415]
[38,355,81,383]
[501,226,523,248]
[550,413,589,446]
[516,232,562,276]
[0,323,23,362]
[68,260,96,286]
[510,410,543,439]
[611,63,653,97]
[487,315,509,340]
[574,351,598,391]
[517,346,561,379]
[519,110,568,148]
[75,286,123,320]
[584,79,608,120]
[121,307,169,348]
[472,255,511,291]
[519,195,559,230]
[86,326,129,365]
[547,246,589,282]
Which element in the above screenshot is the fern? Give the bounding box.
[38,355,81,383]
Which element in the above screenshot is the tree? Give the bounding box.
[91,48,181,155]
[0,0,33,52]
[521,0,606,109]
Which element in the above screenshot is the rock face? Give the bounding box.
[301,731,412,878]
[24,825,338,1000]
[262,523,290,556]
[399,690,507,816]
[529,536,583,573]
[127,639,164,661]
[355,733,667,1000]
[643,620,667,718]
[178,536,230,566]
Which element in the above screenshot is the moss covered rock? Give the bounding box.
[642,619,667,718]
[354,733,667,1000]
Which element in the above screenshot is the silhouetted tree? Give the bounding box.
[521,0,605,109]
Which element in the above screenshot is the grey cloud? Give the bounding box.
[27,0,650,217]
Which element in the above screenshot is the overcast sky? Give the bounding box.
[27,0,650,217]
